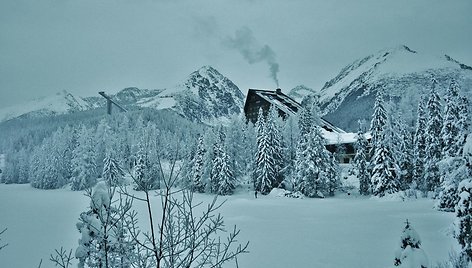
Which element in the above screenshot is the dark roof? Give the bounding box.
[244,88,346,134]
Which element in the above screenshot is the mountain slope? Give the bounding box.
[139,66,245,123]
[0,66,244,124]
[315,45,472,131]
[0,90,89,122]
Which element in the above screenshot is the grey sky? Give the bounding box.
[1,0,471,107]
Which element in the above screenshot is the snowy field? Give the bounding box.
[0,184,458,268]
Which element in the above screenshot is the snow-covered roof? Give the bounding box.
[248,88,346,134]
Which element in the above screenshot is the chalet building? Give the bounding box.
[243,88,356,163]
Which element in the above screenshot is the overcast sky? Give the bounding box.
[1,0,471,107]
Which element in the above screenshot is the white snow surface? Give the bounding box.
[319,45,459,103]
[0,184,458,268]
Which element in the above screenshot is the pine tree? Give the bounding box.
[413,95,428,190]
[354,129,370,195]
[71,126,98,191]
[266,105,285,188]
[325,152,340,197]
[441,81,462,158]
[370,90,388,156]
[103,152,125,187]
[424,78,443,193]
[456,178,472,263]
[370,91,399,197]
[210,138,224,194]
[371,143,400,197]
[294,110,328,198]
[255,115,275,195]
[217,150,236,195]
[437,157,468,212]
[394,220,429,268]
[190,135,206,193]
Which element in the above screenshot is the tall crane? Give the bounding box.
[98,91,128,115]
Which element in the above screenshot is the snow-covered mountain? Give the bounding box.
[307,45,472,131]
[0,90,89,122]
[0,66,245,124]
[288,85,319,103]
[137,66,245,124]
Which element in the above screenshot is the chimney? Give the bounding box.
[276,88,282,94]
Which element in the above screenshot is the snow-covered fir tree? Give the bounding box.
[413,94,428,190]
[394,220,429,268]
[294,108,329,198]
[133,143,159,191]
[424,78,443,193]
[441,81,462,158]
[210,132,236,195]
[102,152,125,187]
[266,105,285,188]
[190,135,206,193]
[216,149,236,195]
[371,142,400,197]
[70,126,98,191]
[370,92,400,197]
[255,109,275,195]
[325,152,340,197]
[354,128,370,195]
[437,156,469,212]
[282,115,299,189]
[370,90,388,157]
[455,178,472,263]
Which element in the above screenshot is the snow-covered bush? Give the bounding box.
[394,220,429,268]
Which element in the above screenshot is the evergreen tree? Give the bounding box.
[325,152,340,197]
[266,105,285,188]
[294,109,328,198]
[217,150,236,195]
[371,143,400,197]
[441,81,462,158]
[456,178,472,263]
[255,114,275,195]
[437,157,468,212]
[354,129,370,195]
[103,152,125,187]
[370,90,388,156]
[394,220,429,268]
[71,126,98,191]
[370,91,400,197]
[190,135,206,193]
[210,135,225,194]
[413,94,428,190]
[424,78,443,193]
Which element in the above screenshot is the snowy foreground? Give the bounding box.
[0,184,458,268]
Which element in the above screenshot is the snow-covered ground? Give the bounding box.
[0,184,457,268]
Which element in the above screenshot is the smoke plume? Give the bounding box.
[224,27,280,87]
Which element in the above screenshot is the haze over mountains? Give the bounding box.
[2,46,472,131]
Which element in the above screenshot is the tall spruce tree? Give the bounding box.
[294,109,329,198]
[424,78,443,193]
[190,135,206,193]
[370,90,388,157]
[370,91,400,197]
[102,152,125,187]
[354,128,370,195]
[267,105,285,188]
[413,94,428,190]
[70,126,98,191]
[441,81,462,157]
[255,114,275,195]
